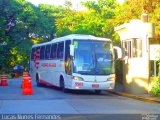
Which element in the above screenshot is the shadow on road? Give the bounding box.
[40,84,114,96]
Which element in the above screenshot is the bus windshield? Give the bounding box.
[73,40,114,75]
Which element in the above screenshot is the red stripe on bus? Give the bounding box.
[34,61,39,64]
[39,80,54,86]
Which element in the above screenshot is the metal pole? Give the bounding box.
[154,60,156,81]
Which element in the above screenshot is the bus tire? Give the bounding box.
[60,76,69,93]
[36,74,44,87]
[95,90,101,94]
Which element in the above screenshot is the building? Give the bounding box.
[115,14,160,94]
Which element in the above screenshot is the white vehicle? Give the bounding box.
[29,34,115,93]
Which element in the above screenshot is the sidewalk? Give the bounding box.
[107,83,160,104]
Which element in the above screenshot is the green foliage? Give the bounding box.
[150,76,160,96]
[0,0,54,71]
[115,58,123,83]
[150,59,160,96]
[114,0,160,36]
[39,4,65,39]
[55,0,118,40]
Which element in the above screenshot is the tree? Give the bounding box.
[55,0,118,42]
[0,0,54,71]
[114,0,160,37]
[64,0,72,10]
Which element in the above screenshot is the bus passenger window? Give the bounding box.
[45,45,51,59]
[50,44,57,59]
[40,46,45,60]
[57,42,64,59]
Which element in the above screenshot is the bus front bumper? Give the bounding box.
[71,81,115,90]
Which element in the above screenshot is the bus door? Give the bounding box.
[56,42,65,82]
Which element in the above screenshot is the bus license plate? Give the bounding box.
[92,84,99,88]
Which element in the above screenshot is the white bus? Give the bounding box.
[29,34,115,93]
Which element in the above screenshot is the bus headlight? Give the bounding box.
[73,76,84,81]
[107,77,115,81]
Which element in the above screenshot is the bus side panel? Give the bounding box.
[55,59,66,87]
[48,60,59,87]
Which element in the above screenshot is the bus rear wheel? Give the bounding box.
[36,74,44,87]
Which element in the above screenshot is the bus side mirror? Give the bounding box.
[113,46,122,59]
[70,45,74,56]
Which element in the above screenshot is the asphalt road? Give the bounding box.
[0,79,160,120]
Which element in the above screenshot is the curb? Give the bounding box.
[107,90,160,104]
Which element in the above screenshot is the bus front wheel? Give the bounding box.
[95,90,101,94]
[60,77,69,93]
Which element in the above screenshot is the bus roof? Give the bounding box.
[32,34,111,48]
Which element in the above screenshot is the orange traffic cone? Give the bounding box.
[21,72,29,88]
[22,76,33,95]
[0,72,8,86]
